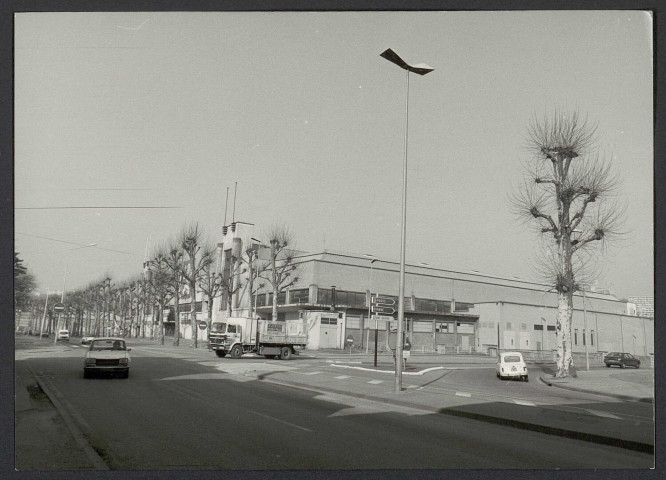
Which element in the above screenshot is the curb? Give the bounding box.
[539,376,654,404]
[255,373,653,454]
[34,375,109,470]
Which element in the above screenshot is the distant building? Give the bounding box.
[628,296,654,318]
[205,220,654,358]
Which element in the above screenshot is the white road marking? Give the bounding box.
[513,399,536,407]
[250,410,312,432]
[368,380,383,384]
[314,393,431,417]
[455,391,472,397]
[586,409,622,419]
[331,364,445,376]
[298,371,324,376]
[334,375,350,380]
[406,385,419,389]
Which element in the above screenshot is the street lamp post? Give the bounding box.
[381,48,434,393]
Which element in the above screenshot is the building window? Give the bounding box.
[574,329,578,345]
[506,322,512,330]
[591,330,595,346]
[547,325,556,331]
[413,321,432,333]
[435,322,450,333]
[534,324,544,331]
[521,323,527,330]
[290,288,309,304]
[583,329,586,346]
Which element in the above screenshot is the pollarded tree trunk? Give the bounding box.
[555,291,574,377]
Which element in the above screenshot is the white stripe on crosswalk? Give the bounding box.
[334,375,350,380]
[513,399,536,407]
[368,380,383,384]
[455,391,471,397]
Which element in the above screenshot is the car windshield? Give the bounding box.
[503,355,522,363]
[211,323,226,333]
[91,339,126,351]
[607,352,620,356]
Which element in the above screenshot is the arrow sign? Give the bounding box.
[371,305,395,315]
[371,295,395,306]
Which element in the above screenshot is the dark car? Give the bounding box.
[604,352,640,369]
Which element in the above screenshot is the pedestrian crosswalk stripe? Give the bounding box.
[301,371,323,376]
[334,375,350,380]
[368,380,383,384]
[455,391,471,397]
[513,399,536,407]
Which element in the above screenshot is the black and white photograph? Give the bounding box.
[10,6,656,473]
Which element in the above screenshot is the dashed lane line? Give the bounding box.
[334,375,351,380]
[513,399,537,407]
[367,380,383,385]
[455,391,472,398]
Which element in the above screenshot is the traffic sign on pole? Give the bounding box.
[371,305,395,315]
[371,295,395,306]
[53,303,65,313]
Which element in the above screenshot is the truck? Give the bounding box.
[209,317,308,360]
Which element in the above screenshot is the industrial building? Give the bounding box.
[203,221,653,360]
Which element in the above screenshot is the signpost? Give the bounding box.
[53,303,65,313]
[198,321,207,330]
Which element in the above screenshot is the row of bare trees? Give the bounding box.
[57,224,299,347]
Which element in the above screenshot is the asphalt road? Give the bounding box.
[15,340,653,470]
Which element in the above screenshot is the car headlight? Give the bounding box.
[119,358,129,366]
[85,358,96,365]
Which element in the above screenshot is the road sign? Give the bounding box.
[345,335,354,347]
[371,295,395,306]
[53,303,65,313]
[198,321,208,330]
[371,305,395,315]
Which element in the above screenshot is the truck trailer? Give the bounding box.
[209,317,308,360]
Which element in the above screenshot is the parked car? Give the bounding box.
[81,336,94,345]
[84,337,131,378]
[496,351,529,381]
[604,352,640,369]
[56,329,70,341]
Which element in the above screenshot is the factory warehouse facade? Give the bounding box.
[207,222,653,360]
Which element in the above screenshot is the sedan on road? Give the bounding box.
[496,351,529,381]
[56,329,69,341]
[604,352,641,369]
[84,337,131,378]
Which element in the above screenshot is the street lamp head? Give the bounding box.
[380,48,434,75]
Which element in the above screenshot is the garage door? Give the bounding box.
[320,318,338,349]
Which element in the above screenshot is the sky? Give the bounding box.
[14,11,653,299]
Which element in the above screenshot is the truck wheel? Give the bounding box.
[230,345,243,359]
[280,347,292,360]
[215,351,226,358]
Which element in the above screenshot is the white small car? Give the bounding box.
[496,351,529,382]
[57,329,70,341]
[84,337,131,378]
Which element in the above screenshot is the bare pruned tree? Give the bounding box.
[511,109,624,378]
[180,223,215,348]
[258,225,300,321]
[145,247,176,346]
[196,242,225,341]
